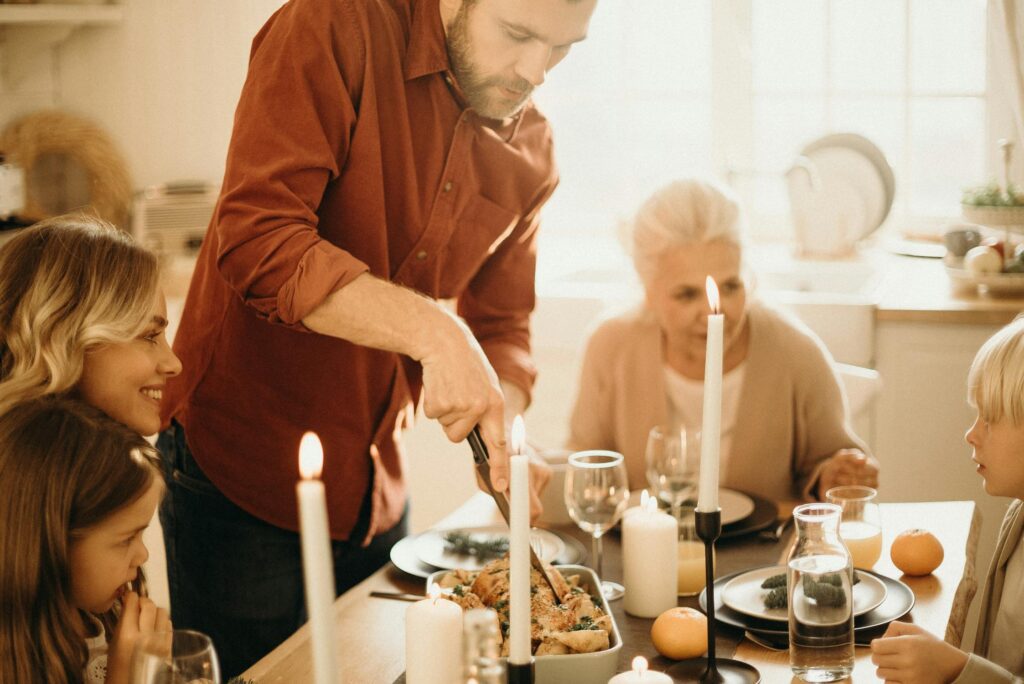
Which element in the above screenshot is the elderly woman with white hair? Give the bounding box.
[567,178,879,502]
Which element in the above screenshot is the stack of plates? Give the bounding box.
[628,488,777,539]
[700,565,915,644]
[390,525,587,579]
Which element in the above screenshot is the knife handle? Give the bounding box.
[468,426,489,465]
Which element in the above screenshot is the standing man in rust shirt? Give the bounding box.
[157,0,598,675]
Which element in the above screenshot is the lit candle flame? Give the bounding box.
[632,656,648,675]
[428,582,442,600]
[705,275,720,314]
[298,431,324,480]
[642,490,658,513]
[511,415,526,455]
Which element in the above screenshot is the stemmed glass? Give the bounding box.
[130,629,221,684]
[826,485,883,570]
[644,425,699,523]
[564,450,629,600]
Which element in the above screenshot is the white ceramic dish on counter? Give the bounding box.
[426,564,622,684]
[944,256,1024,296]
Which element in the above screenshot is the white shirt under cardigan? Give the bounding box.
[663,362,746,478]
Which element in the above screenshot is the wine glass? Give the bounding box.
[564,450,629,600]
[644,425,699,523]
[130,629,221,684]
[826,485,882,569]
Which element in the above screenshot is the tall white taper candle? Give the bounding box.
[697,276,723,513]
[509,418,531,664]
[297,432,339,684]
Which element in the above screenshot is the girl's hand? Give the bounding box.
[106,592,172,684]
[870,621,969,684]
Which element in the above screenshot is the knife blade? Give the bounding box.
[468,426,562,603]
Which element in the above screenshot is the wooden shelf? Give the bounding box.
[0,3,122,25]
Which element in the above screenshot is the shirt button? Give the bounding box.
[416,250,428,261]
[443,181,453,193]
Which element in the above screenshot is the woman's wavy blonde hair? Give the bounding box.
[0,214,159,416]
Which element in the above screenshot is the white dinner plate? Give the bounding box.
[413,525,565,572]
[629,487,755,526]
[721,564,887,622]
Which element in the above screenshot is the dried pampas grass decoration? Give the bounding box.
[0,109,132,229]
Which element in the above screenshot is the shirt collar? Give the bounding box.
[404,0,449,81]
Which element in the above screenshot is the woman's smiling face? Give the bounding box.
[78,289,181,435]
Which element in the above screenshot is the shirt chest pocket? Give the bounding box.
[439,192,519,296]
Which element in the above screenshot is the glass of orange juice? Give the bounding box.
[677,506,714,595]
[826,485,882,569]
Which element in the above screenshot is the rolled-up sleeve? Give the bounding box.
[212,0,370,329]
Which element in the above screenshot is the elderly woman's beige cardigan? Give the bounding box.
[953,499,1024,683]
[566,300,867,501]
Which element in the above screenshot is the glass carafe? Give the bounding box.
[463,608,505,684]
[788,503,854,683]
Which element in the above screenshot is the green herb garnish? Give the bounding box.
[444,531,509,560]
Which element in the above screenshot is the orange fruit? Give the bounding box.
[651,607,708,660]
[890,529,944,576]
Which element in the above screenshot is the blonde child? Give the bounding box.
[0,213,181,434]
[0,397,170,684]
[870,317,1024,683]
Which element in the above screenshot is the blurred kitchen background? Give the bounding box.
[2,0,1023,650]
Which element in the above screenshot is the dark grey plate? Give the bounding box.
[699,566,915,638]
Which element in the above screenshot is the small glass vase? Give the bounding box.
[788,503,855,683]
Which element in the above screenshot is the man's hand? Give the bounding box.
[106,592,172,684]
[817,448,879,499]
[420,316,508,491]
[302,274,513,491]
[870,621,968,684]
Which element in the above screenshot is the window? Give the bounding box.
[534,0,992,285]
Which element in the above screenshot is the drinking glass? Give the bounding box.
[826,485,882,569]
[676,506,707,597]
[564,450,629,600]
[130,629,221,684]
[644,425,699,523]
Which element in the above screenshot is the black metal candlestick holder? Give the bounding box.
[507,658,535,684]
[667,509,760,683]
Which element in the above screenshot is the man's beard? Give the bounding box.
[446,3,533,120]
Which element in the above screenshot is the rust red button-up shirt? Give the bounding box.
[161,0,558,542]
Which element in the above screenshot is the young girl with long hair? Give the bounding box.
[0,397,170,684]
[0,213,181,434]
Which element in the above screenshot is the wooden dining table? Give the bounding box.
[241,493,980,683]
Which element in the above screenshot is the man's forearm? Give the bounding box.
[301,272,459,361]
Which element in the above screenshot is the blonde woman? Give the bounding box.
[567,179,879,501]
[0,214,181,434]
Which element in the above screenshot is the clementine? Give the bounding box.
[651,606,708,660]
[890,529,944,576]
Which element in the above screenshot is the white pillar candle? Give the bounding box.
[607,656,674,683]
[697,276,723,513]
[405,584,463,684]
[297,432,339,684]
[622,491,678,617]
[509,445,532,664]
